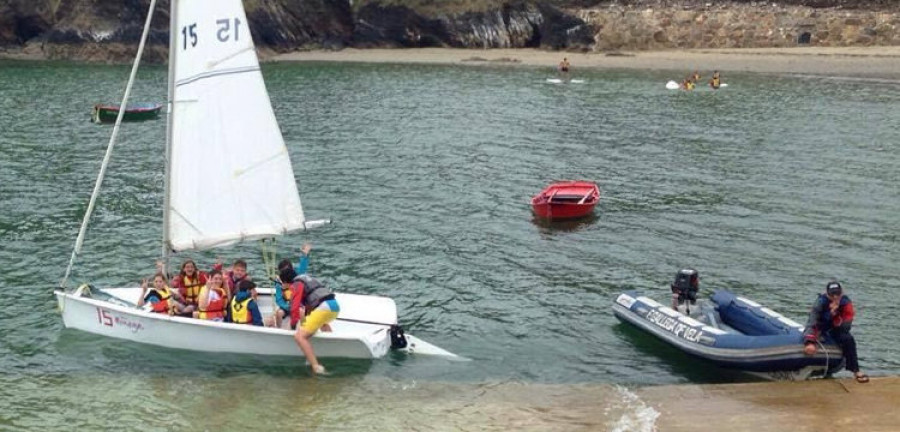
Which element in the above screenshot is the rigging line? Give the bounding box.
[59,0,159,289]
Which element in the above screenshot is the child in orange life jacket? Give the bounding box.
[272,243,312,328]
[280,266,339,375]
[138,272,191,315]
[196,269,229,321]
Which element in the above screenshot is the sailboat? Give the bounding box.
[54,0,458,361]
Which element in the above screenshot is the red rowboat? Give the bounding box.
[531,181,600,220]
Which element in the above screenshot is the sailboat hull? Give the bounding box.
[55,286,391,359]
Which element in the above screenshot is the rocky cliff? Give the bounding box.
[0,0,898,62]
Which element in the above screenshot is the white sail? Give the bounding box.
[167,0,304,252]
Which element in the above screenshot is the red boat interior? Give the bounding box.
[534,186,598,205]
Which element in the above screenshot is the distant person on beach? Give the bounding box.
[692,70,701,81]
[709,71,721,89]
[558,57,570,74]
[803,281,869,383]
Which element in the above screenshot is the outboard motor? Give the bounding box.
[389,324,408,349]
[671,268,700,307]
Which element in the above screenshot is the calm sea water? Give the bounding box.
[1,59,898,430]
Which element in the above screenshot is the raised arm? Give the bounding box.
[137,278,149,308]
[295,243,312,275]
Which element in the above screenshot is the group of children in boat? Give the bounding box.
[137,243,337,375]
[679,70,722,90]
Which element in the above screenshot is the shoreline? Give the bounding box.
[4,46,900,79]
[272,46,900,79]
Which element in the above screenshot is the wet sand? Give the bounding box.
[636,377,899,432]
[320,377,900,431]
[274,46,900,79]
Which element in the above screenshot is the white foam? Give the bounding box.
[610,385,660,432]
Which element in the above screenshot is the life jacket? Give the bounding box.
[281,283,293,302]
[816,293,852,331]
[711,77,720,88]
[199,286,227,320]
[145,286,173,314]
[288,275,334,329]
[297,275,333,309]
[230,295,253,324]
[180,273,204,306]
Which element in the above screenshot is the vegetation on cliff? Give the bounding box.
[1,0,898,62]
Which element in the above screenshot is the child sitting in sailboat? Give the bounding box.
[171,259,208,310]
[196,269,229,321]
[228,280,264,326]
[137,272,193,315]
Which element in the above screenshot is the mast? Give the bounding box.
[59,0,160,288]
[162,0,178,264]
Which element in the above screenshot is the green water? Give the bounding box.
[1,59,898,430]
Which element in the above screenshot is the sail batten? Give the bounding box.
[166,0,304,253]
[175,66,260,87]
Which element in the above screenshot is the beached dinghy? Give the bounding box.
[613,272,844,380]
[55,0,459,362]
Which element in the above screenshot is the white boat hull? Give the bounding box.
[54,285,434,360]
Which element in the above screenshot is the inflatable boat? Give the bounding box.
[613,289,845,381]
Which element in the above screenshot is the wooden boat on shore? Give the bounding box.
[91,102,162,123]
[531,181,600,220]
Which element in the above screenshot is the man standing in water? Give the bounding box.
[558,57,571,75]
[803,281,869,383]
[709,71,722,89]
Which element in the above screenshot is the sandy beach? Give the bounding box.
[273,46,900,79]
[637,376,900,432]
